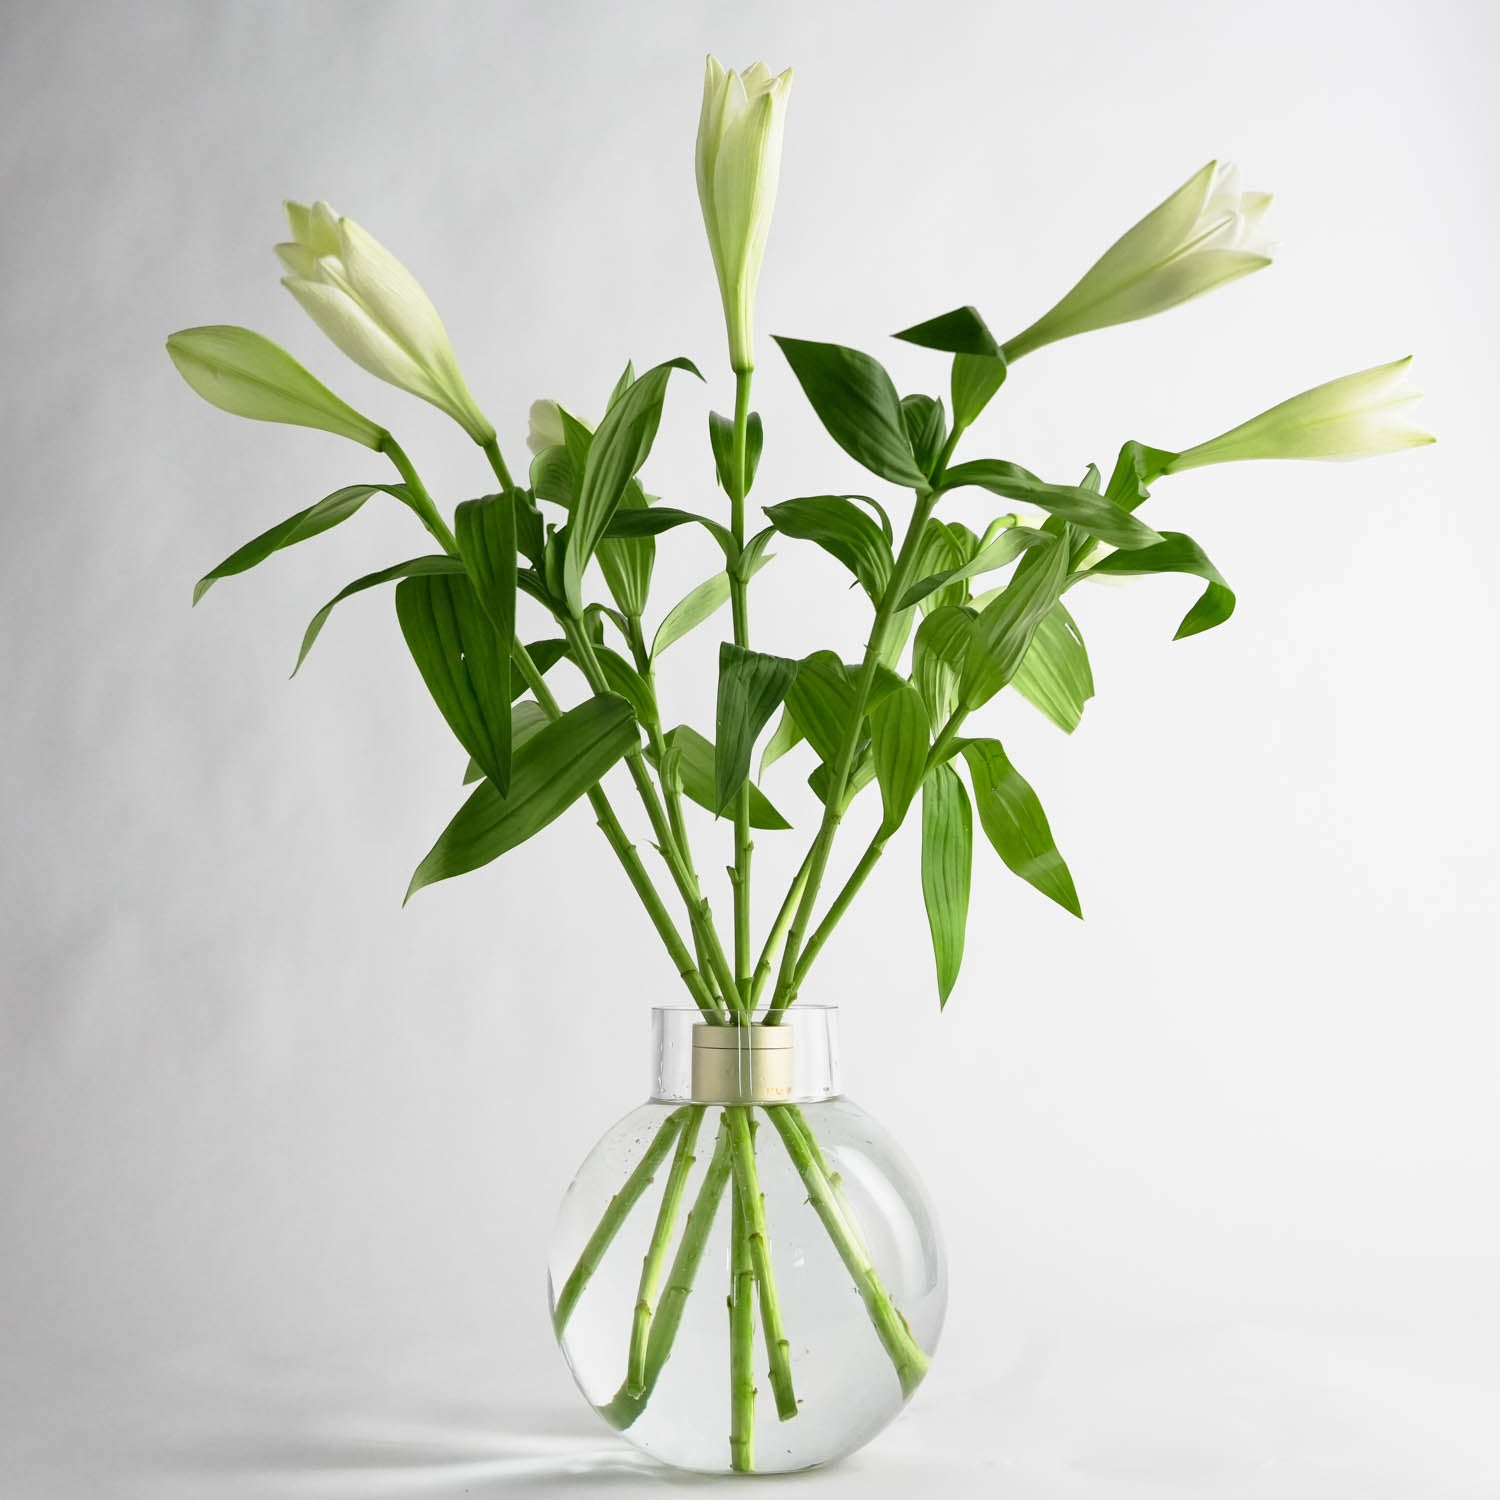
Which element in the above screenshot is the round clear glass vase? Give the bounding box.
[548,1006,946,1475]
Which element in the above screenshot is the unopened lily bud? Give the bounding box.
[1166,357,1435,470]
[1005,162,1274,360]
[277,201,494,445]
[696,56,794,373]
[165,325,384,448]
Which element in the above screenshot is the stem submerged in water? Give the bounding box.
[728,1169,758,1471]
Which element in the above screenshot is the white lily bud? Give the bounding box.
[1006,162,1274,359]
[696,56,794,374]
[277,201,495,445]
[165,325,385,448]
[526,399,568,455]
[1166,358,1435,470]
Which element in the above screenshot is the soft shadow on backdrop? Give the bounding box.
[1,1,1496,1496]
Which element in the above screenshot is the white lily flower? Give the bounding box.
[696,56,794,373]
[1166,357,1435,470]
[1005,162,1274,359]
[277,201,494,445]
[165,325,384,448]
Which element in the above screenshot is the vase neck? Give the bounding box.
[650,1007,842,1105]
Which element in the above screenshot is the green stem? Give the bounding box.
[727,1107,797,1420]
[749,844,816,1008]
[729,1167,757,1471]
[729,369,756,998]
[380,435,459,554]
[552,1107,688,1338]
[598,1114,736,1430]
[481,435,515,489]
[767,1106,929,1398]
[626,1105,704,1396]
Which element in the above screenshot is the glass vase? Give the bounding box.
[548,1006,946,1474]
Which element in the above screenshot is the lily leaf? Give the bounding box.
[650,548,773,659]
[870,681,930,834]
[960,535,1071,708]
[1083,531,1236,639]
[763,496,893,599]
[950,352,1008,429]
[1012,604,1094,733]
[894,305,1001,357]
[921,762,973,1006]
[601,504,736,555]
[709,409,764,498]
[455,491,518,720]
[944,460,1162,550]
[654,725,790,830]
[714,644,799,815]
[900,523,1049,610]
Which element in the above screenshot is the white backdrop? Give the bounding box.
[2,1,1496,1496]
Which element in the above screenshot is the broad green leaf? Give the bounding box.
[601,504,735,554]
[894,305,1001,357]
[455,492,518,721]
[194,483,405,604]
[960,536,1071,709]
[597,480,655,617]
[961,738,1081,917]
[590,645,658,724]
[530,445,577,508]
[762,496,893,599]
[650,548,773,659]
[1011,604,1094,732]
[293,555,465,675]
[408,693,639,899]
[772,336,928,489]
[709,410,764,498]
[464,698,552,782]
[921,762,972,1006]
[944,460,1162,550]
[397,572,514,793]
[901,395,948,481]
[870,681,930,834]
[1083,530,1236,638]
[950,352,1007,429]
[714,644,799,815]
[607,361,636,409]
[784,651,857,766]
[759,704,805,775]
[513,489,546,567]
[913,605,973,729]
[655,725,790,830]
[564,357,701,612]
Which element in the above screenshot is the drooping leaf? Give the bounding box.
[408,693,640,899]
[1105,439,1177,515]
[194,484,405,604]
[772,336,928,489]
[455,492,518,719]
[960,738,1081,917]
[292,555,465,675]
[714,644,799,815]
[709,410,764,498]
[901,395,948,481]
[870,681,930,834]
[912,604,973,729]
[1011,604,1094,733]
[397,572,515,793]
[1082,530,1236,639]
[601,504,735,554]
[762,496,893,599]
[921,762,972,1005]
[950,352,1008,429]
[944,460,1162,550]
[564,357,701,612]
[960,535,1071,709]
[894,305,1001,357]
[650,548,773,659]
[653,725,790,830]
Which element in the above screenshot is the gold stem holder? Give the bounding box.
[651,1006,842,1106]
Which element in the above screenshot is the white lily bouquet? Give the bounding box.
[168,57,1430,1476]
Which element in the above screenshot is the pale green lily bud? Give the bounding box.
[526,399,571,455]
[1005,162,1274,360]
[165,325,385,448]
[277,201,495,445]
[696,56,794,374]
[1166,358,1435,470]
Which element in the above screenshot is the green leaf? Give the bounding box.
[292,555,465,675]
[464,698,552,782]
[772,336,928,489]
[961,738,1081,917]
[759,704,805,775]
[901,520,1052,612]
[408,693,639,899]
[709,410,764,498]
[714,644,799,815]
[913,604,973,729]
[950,352,1007,430]
[654,726,790,830]
[597,480,655,617]
[564,357,701,612]
[944,460,1162,550]
[960,536,1071,709]
[650,548,773,659]
[590,644,658,724]
[1084,531,1236,638]
[530,445,577,508]
[454,493,518,726]
[397,573,515,793]
[1105,439,1177,515]
[921,762,972,1006]
[784,651,857,766]
[870,681,930,834]
[894,306,1001,357]
[1012,604,1094,732]
[901,395,948,480]
[513,489,546,567]
[194,484,404,604]
[601,504,735,554]
[762,496,893,599]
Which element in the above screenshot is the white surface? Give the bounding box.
[2,0,1497,1495]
